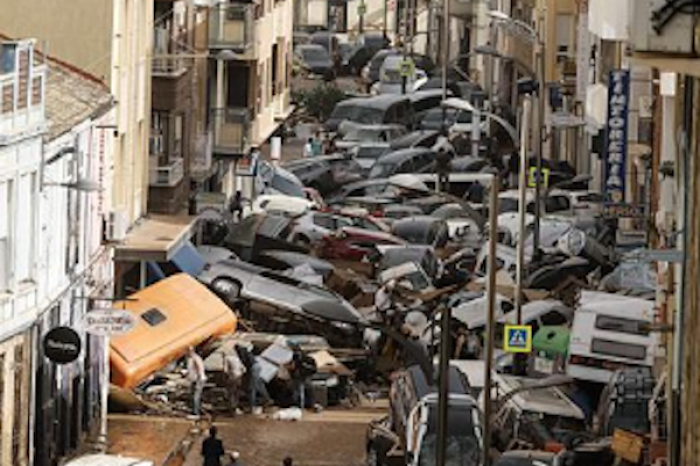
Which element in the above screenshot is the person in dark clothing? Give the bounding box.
[229,191,244,222]
[235,344,271,413]
[435,148,452,193]
[288,347,317,408]
[282,457,294,466]
[202,427,225,466]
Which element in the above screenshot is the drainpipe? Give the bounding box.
[670,75,694,466]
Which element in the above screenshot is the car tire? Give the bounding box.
[211,278,241,302]
[366,444,381,466]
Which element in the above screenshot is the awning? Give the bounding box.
[114,215,196,262]
[629,53,700,78]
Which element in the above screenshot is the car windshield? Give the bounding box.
[271,173,304,197]
[393,222,430,244]
[355,146,389,159]
[345,128,386,141]
[302,47,329,61]
[499,198,519,213]
[369,162,395,178]
[418,406,482,466]
[331,105,384,125]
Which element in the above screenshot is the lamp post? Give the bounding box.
[487,10,545,258]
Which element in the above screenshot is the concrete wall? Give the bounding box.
[0,0,114,83]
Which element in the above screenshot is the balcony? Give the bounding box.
[209,3,256,58]
[212,108,250,156]
[149,157,185,187]
[450,0,474,20]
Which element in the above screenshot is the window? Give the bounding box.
[150,111,166,156]
[591,339,647,360]
[0,180,11,291]
[595,315,650,336]
[313,214,336,230]
[541,311,568,326]
[141,308,167,326]
[15,174,33,283]
[173,114,183,157]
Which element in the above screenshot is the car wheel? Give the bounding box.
[367,444,381,466]
[211,278,241,302]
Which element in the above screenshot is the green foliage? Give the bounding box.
[295,85,347,121]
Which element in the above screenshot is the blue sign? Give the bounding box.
[603,70,631,203]
[504,325,532,353]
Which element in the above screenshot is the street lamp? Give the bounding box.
[442,97,518,146]
[487,9,546,259]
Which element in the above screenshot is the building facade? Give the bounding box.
[0,39,46,466]
[208,0,295,200]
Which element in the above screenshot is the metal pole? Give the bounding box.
[436,304,451,466]
[482,174,500,466]
[533,6,546,258]
[440,0,449,135]
[670,75,694,466]
[516,96,531,323]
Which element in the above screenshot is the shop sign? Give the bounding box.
[603,69,630,203]
[82,309,137,336]
[44,327,82,364]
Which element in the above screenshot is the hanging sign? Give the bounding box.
[44,327,82,364]
[603,69,630,203]
[82,309,137,336]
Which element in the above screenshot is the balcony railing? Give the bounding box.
[209,3,256,56]
[149,157,185,187]
[0,55,46,142]
[212,107,250,155]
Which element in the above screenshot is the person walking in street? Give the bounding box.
[235,344,271,414]
[289,346,317,409]
[224,347,246,416]
[187,346,207,418]
[229,191,244,222]
[201,426,225,466]
[435,147,452,193]
[311,132,324,156]
[303,138,314,158]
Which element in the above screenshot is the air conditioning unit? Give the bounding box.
[631,0,696,54]
[105,210,129,242]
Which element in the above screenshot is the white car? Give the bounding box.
[250,194,315,217]
[65,454,154,466]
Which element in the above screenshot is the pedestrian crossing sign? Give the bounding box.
[504,325,532,353]
[527,167,550,188]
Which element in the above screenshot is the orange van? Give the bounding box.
[110,273,237,388]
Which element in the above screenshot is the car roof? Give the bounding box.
[494,374,585,420]
[392,215,444,228]
[336,94,410,110]
[409,89,452,101]
[375,147,433,164]
[390,130,439,148]
[296,44,326,52]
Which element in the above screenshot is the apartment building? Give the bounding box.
[209,0,295,199]
[151,0,213,214]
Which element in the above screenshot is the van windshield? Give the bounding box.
[331,105,384,125]
[419,406,482,466]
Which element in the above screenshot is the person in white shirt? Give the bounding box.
[187,346,207,417]
[224,349,246,415]
[302,138,314,158]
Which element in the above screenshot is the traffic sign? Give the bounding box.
[82,309,137,336]
[357,3,367,15]
[602,203,647,219]
[504,325,532,353]
[527,167,550,188]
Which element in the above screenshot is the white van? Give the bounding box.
[567,291,657,384]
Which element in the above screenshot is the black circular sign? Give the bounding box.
[43,327,82,364]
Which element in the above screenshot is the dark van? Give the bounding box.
[325,95,413,133]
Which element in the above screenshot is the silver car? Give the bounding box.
[198,259,363,328]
